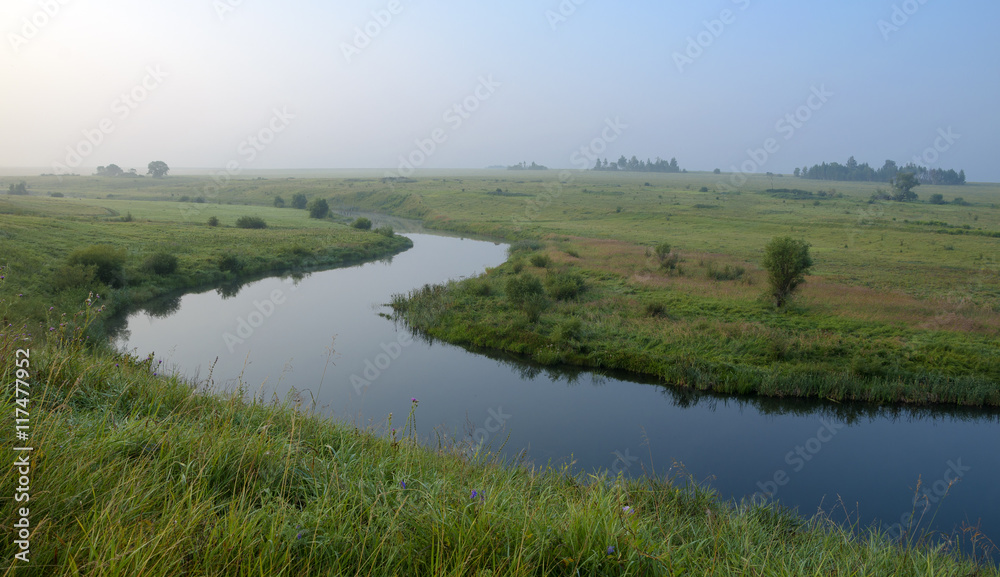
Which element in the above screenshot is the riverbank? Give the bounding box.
[2,325,996,575]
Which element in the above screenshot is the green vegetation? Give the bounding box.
[0,173,997,573]
[761,237,813,308]
[235,215,268,229]
[351,216,373,230]
[308,197,330,219]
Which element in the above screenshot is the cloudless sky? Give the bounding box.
[2,0,998,180]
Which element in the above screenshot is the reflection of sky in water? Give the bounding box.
[115,233,1000,556]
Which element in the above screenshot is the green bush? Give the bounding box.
[235,216,267,229]
[308,198,330,219]
[654,242,679,271]
[929,193,945,205]
[51,263,97,291]
[218,254,242,273]
[545,271,584,300]
[762,236,813,307]
[706,263,745,281]
[351,217,372,230]
[529,253,552,268]
[207,216,219,227]
[142,252,178,275]
[507,239,543,256]
[505,274,548,322]
[291,193,308,209]
[50,192,64,198]
[273,196,286,208]
[463,278,492,297]
[375,225,395,237]
[67,245,127,287]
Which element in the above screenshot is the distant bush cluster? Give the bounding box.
[235,216,267,229]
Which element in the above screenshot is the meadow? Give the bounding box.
[1,171,999,574]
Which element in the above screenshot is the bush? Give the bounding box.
[351,217,372,230]
[7,181,28,195]
[273,196,286,208]
[308,198,330,219]
[143,252,178,275]
[505,274,548,322]
[645,302,667,318]
[699,186,709,192]
[654,242,679,271]
[120,212,134,222]
[51,263,97,291]
[463,278,492,297]
[529,253,552,268]
[706,263,745,281]
[207,216,219,227]
[67,245,127,287]
[762,236,813,307]
[50,192,64,198]
[291,193,308,209]
[507,240,543,256]
[929,193,945,205]
[235,216,267,229]
[545,271,584,300]
[218,254,242,273]
[952,197,969,206]
[375,225,395,237]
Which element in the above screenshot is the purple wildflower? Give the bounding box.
[400,480,406,489]
[607,546,615,555]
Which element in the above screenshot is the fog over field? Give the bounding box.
[1,0,999,180]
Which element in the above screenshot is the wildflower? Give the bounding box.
[622,506,633,515]
[607,546,615,555]
[400,480,406,489]
[411,397,418,403]
[296,533,302,539]
[470,490,477,500]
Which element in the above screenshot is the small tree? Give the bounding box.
[308,198,330,219]
[892,172,919,202]
[235,216,267,229]
[762,237,813,308]
[147,161,169,178]
[654,242,679,271]
[7,181,28,195]
[207,216,219,227]
[351,217,372,230]
[273,196,286,208]
[929,193,945,205]
[291,193,308,209]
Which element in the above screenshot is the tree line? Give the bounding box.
[591,155,682,173]
[796,157,965,185]
[96,161,170,178]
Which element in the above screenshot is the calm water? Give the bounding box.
[113,231,999,559]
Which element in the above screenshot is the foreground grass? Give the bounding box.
[2,324,997,576]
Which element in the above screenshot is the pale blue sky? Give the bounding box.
[2,0,998,180]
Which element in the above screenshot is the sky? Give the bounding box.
[2,0,999,181]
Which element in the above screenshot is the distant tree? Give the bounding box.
[892,172,920,202]
[147,161,169,178]
[793,168,801,177]
[351,217,372,230]
[207,216,219,227]
[291,193,308,209]
[307,198,330,219]
[762,237,813,308]
[105,164,124,177]
[127,168,138,177]
[7,181,28,195]
[929,193,945,205]
[714,168,722,174]
[273,196,286,208]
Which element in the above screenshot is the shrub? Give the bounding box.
[545,271,584,300]
[67,245,127,287]
[464,278,492,297]
[551,318,583,344]
[179,195,190,202]
[218,254,242,273]
[273,196,286,208]
[351,217,372,230]
[762,236,813,307]
[207,216,219,227]
[7,181,28,195]
[952,197,969,206]
[706,263,745,281]
[507,240,543,256]
[929,193,945,205]
[50,192,64,198]
[375,225,395,237]
[699,186,709,192]
[235,216,267,229]
[654,242,679,271]
[291,193,308,209]
[120,212,134,222]
[308,198,330,219]
[143,252,178,275]
[51,263,97,291]
[505,274,548,322]
[529,253,552,268]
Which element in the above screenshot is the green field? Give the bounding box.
[2,171,999,574]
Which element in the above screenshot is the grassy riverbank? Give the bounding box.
[2,325,997,575]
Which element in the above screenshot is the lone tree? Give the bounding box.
[291,193,308,209]
[307,198,329,219]
[147,161,170,178]
[762,236,813,307]
[8,181,28,195]
[891,172,919,202]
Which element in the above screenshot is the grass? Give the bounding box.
[1,312,997,575]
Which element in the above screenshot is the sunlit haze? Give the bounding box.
[2,0,998,180]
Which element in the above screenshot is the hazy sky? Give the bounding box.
[3,0,998,180]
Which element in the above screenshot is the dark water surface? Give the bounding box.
[113,231,999,560]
